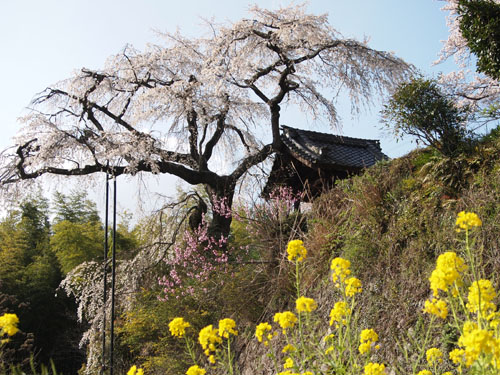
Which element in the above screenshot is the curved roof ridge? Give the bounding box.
[279,125,387,169]
[280,125,382,146]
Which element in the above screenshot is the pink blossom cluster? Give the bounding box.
[158,215,229,300]
[268,186,301,215]
[211,195,232,219]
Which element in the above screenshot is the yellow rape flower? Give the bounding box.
[359,329,379,354]
[168,317,190,338]
[364,362,386,375]
[198,325,222,356]
[359,342,372,355]
[488,312,500,328]
[255,322,272,344]
[287,240,307,262]
[218,318,238,338]
[284,357,294,369]
[449,348,466,365]
[458,324,496,367]
[282,344,296,353]
[324,333,335,341]
[296,296,317,313]
[426,347,443,365]
[416,370,431,375]
[360,328,378,343]
[456,211,482,232]
[466,279,497,317]
[266,331,278,345]
[0,313,19,337]
[429,252,468,297]
[423,298,448,319]
[278,371,300,375]
[330,301,350,327]
[345,277,362,297]
[274,311,298,334]
[325,346,335,354]
[186,365,206,375]
[331,257,351,286]
[127,366,144,375]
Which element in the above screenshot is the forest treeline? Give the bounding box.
[0,191,138,374]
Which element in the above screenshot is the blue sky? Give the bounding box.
[0,1,457,212]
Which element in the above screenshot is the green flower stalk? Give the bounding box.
[169,317,197,364]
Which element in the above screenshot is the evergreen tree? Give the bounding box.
[0,197,85,373]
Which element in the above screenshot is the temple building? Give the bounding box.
[263,125,388,201]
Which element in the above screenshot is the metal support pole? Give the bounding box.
[101,172,109,374]
[109,176,117,375]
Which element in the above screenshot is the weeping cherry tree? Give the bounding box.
[0,4,412,241]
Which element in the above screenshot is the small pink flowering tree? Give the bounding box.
[159,214,230,299]
[158,187,305,299]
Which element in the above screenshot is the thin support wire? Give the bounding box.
[110,176,117,375]
[102,171,109,375]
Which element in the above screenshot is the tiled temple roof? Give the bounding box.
[280,125,387,170]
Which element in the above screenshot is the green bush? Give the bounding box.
[382,78,471,157]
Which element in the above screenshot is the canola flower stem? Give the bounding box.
[298,313,303,351]
[326,345,338,368]
[341,296,357,369]
[413,315,435,374]
[337,281,350,349]
[465,228,479,287]
[184,335,197,365]
[464,228,485,329]
[453,282,470,324]
[478,357,486,375]
[337,327,343,357]
[227,336,233,375]
[295,258,305,350]
[267,348,279,374]
[343,296,356,350]
[295,258,301,299]
[446,289,463,332]
[297,311,310,362]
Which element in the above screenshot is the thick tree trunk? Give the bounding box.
[205,177,236,243]
[209,210,232,241]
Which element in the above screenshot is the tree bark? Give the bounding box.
[205,176,236,242]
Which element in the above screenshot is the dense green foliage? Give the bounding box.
[457,0,500,80]
[0,190,139,374]
[0,196,84,374]
[51,220,104,275]
[382,78,471,156]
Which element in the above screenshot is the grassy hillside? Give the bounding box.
[235,130,500,374]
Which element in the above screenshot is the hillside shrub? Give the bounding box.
[382,78,472,157]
